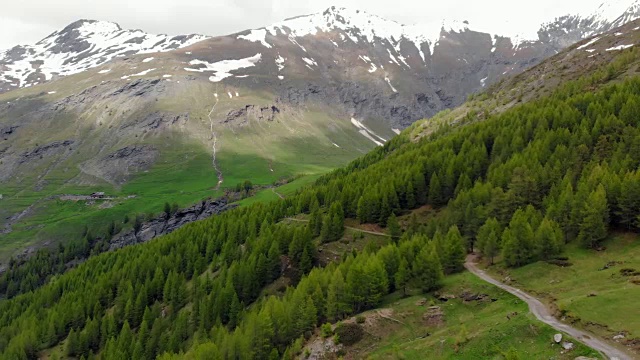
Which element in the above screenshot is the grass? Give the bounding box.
[328,272,601,359]
[235,174,323,206]
[485,232,640,344]
[0,79,379,263]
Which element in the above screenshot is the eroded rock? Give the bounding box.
[109,198,233,250]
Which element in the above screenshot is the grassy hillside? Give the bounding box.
[485,232,640,351]
[0,74,379,263]
[307,272,600,359]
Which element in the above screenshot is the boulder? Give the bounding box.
[613,334,625,340]
[554,333,563,343]
[561,342,574,350]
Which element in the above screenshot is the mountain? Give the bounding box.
[2,2,640,263]
[0,19,207,94]
[3,2,640,124]
[2,11,640,358]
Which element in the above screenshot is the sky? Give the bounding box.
[0,0,615,50]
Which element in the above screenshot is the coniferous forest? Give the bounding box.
[3,55,640,359]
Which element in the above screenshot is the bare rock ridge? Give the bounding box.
[109,198,233,250]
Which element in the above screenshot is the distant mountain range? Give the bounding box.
[2,2,640,124]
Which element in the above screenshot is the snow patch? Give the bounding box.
[392,128,401,135]
[480,76,488,87]
[278,75,284,80]
[129,68,156,77]
[332,143,340,148]
[351,117,387,146]
[142,57,154,63]
[577,37,600,50]
[384,76,398,93]
[184,53,262,82]
[47,91,57,94]
[368,63,378,73]
[98,69,111,74]
[238,29,272,48]
[275,55,285,71]
[387,49,400,66]
[302,57,317,66]
[606,44,634,51]
[163,74,172,78]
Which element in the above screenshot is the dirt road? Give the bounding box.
[465,255,633,360]
[284,218,391,237]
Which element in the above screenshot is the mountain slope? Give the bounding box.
[2,2,640,263]
[4,2,640,122]
[3,21,640,358]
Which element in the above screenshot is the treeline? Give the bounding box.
[2,54,640,358]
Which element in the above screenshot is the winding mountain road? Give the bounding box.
[465,255,633,360]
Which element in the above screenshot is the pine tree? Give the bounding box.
[320,215,331,243]
[387,213,402,239]
[395,259,410,296]
[412,244,443,292]
[228,292,242,329]
[117,321,133,359]
[357,196,367,223]
[330,202,345,240]
[406,181,416,209]
[476,217,501,264]
[378,195,391,226]
[308,209,322,237]
[503,208,536,266]
[66,328,79,357]
[616,171,640,230]
[428,173,443,206]
[501,228,523,267]
[443,226,466,274]
[578,185,609,248]
[535,218,563,260]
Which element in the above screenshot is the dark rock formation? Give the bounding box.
[109,198,234,250]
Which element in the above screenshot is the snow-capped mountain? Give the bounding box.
[2,1,640,123]
[0,20,207,92]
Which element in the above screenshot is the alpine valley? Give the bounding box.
[3,2,640,264]
[2,0,640,359]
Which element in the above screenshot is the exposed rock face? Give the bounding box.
[79,145,159,185]
[109,198,233,250]
[224,104,281,125]
[19,140,74,163]
[120,111,189,132]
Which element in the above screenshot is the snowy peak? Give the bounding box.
[0,19,208,91]
[539,0,640,44]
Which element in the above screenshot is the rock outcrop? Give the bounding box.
[109,198,233,250]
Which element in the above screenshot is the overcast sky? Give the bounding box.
[0,0,609,50]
